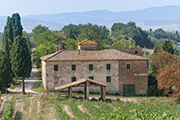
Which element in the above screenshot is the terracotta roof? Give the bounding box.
[40,49,148,61]
[54,78,106,91]
[78,39,98,45]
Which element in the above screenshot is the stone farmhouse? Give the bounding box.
[40,39,148,96]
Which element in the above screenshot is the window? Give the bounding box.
[72,65,76,71]
[107,64,111,70]
[89,64,93,70]
[126,64,131,70]
[54,65,58,71]
[106,76,111,83]
[135,51,138,54]
[89,76,94,80]
[71,77,76,82]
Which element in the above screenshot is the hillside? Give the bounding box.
[1,5,180,32]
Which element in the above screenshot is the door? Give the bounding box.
[123,84,135,96]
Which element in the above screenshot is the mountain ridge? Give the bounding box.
[1,5,180,32]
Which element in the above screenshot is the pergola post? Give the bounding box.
[100,86,103,99]
[68,87,72,98]
[56,91,59,97]
[84,81,89,100]
[84,83,87,99]
[86,81,89,99]
[103,87,106,101]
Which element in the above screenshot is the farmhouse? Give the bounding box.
[40,39,148,96]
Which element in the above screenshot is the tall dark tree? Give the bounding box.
[0,50,13,91]
[2,17,14,54]
[11,13,23,38]
[162,40,174,54]
[10,36,32,94]
[2,17,14,82]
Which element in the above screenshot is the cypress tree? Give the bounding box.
[162,40,174,54]
[0,50,13,91]
[11,13,23,38]
[1,17,14,86]
[2,17,14,55]
[10,36,32,94]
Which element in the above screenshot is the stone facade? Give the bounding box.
[43,61,119,93]
[41,39,148,95]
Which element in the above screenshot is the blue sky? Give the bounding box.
[1,0,180,16]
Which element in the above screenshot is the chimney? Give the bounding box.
[59,42,62,50]
[110,45,114,49]
[56,46,59,51]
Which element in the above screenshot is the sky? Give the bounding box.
[1,0,180,16]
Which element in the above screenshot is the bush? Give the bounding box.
[147,85,164,96]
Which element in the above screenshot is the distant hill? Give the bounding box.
[1,5,180,32]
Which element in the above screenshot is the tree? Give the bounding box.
[11,13,23,38]
[33,43,56,68]
[2,17,14,52]
[157,62,180,100]
[150,51,177,75]
[162,40,174,54]
[2,17,14,81]
[31,25,49,46]
[77,23,103,49]
[0,50,13,91]
[10,36,32,94]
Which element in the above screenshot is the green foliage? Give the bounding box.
[33,43,56,68]
[65,38,78,50]
[2,17,14,53]
[162,40,174,54]
[0,50,13,91]
[23,31,32,48]
[111,22,154,48]
[77,23,104,49]
[0,99,14,120]
[149,28,180,42]
[61,24,82,40]
[11,13,23,38]
[31,24,49,46]
[10,36,32,78]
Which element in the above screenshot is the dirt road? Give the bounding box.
[8,66,43,95]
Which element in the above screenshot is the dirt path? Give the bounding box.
[13,100,23,120]
[63,105,76,118]
[78,105,92,116]
[8,66,42,95]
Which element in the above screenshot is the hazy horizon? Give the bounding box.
[1,0,180,16]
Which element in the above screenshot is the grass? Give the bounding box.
[32,83,45,93]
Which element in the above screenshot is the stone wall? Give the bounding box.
[119,60,148,95]
[41,61,47,90]
[44,60,119,93]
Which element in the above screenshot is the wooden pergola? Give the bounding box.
[54,78,106,101]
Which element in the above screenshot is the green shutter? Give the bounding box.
[89,64,93,70]
[123,84,135,96]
